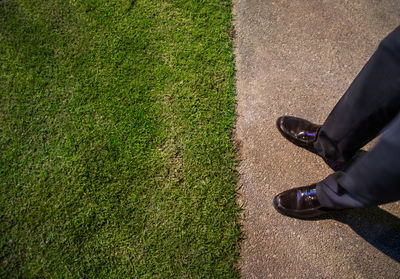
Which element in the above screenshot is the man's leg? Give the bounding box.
[314,25,400,168]
[317,113,400,208]
[273,26,400,218]
[273,114,400,218]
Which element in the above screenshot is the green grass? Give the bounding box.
[0,0,240,277]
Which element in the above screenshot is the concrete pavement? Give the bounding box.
[233,0,400,278]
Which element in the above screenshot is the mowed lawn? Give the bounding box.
[0,0,240,277]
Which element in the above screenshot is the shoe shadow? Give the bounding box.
[330,207,400,263]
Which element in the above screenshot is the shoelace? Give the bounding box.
[295,131,318,140]
[299,188,318,203]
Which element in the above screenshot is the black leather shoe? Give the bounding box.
[273,184,328,219]
[276,116,321,152]
[276,116,348,171]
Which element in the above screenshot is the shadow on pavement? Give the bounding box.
[332,207,400,263]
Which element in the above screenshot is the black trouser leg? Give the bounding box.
[316,114,400,208]
[313,26,400,169]
[313,25,400,208]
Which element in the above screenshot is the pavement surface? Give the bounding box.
[233,1,400,278]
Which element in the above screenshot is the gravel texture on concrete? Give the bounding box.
[233,0,400,278]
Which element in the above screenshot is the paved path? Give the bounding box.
[233,1,400,278]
